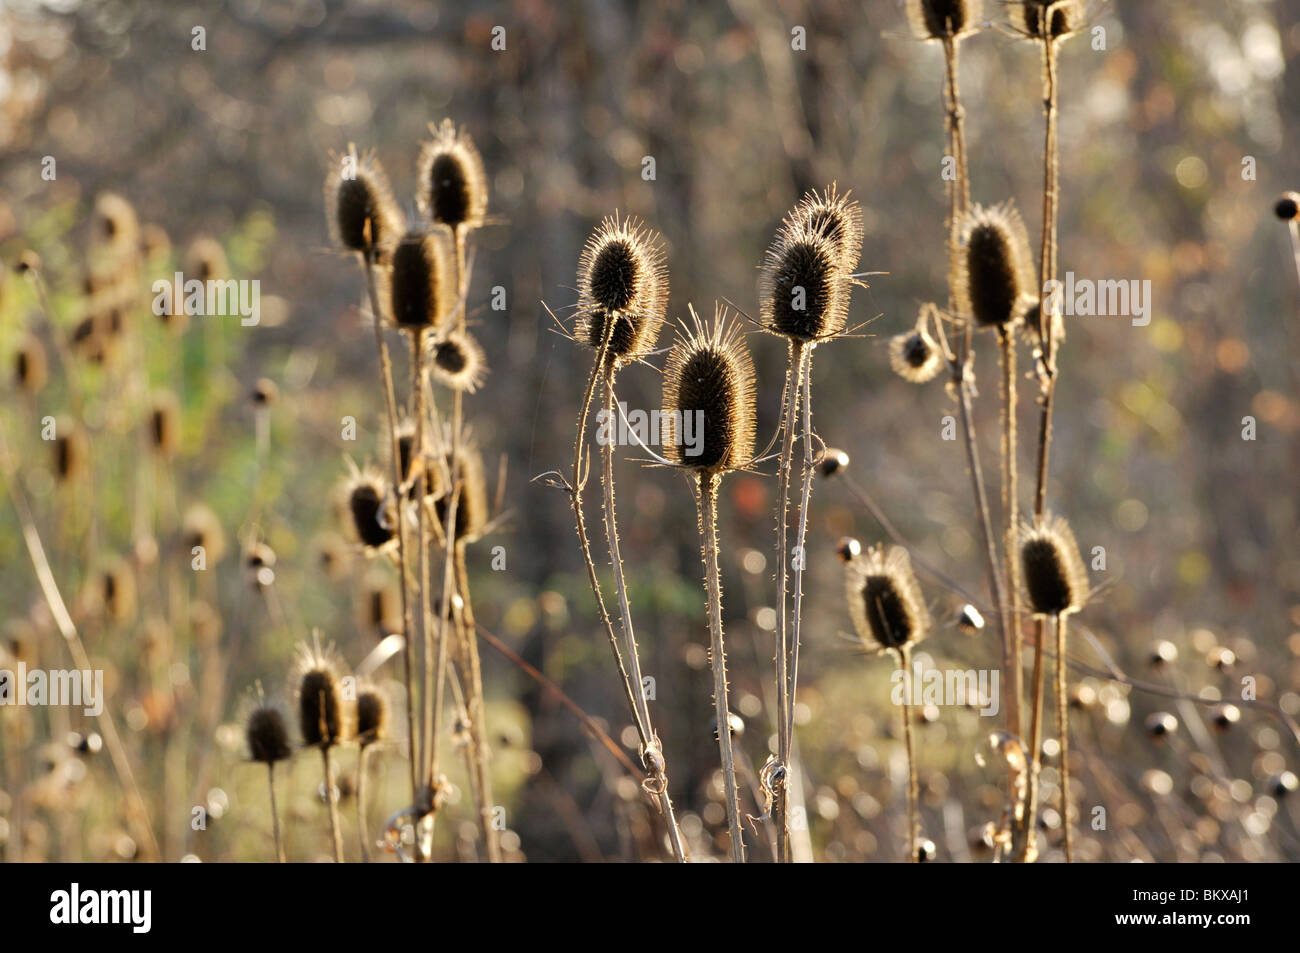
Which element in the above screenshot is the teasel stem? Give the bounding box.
[1288,220,1300,294]
[699,472,746,862]
[1055,612,1073,861]
[1017,613,1049,861]
[357,746,371,862]
[361,254,420,813]
[321,746,344,862]
[942,38,970,217]
[898,643,919,863]
[787,347,815,756]
[410,330,435,815]
[268,762,285,863]
[998,326,1025,730]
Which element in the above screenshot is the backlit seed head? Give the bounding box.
[15,335,47,393]
[94,192,139,252]
[345,469,396,551]
[957,603,985,634]
[1019,515,1089,617]
[417,119,489,231]
[97,558,137,624]
[387,231,456,332]
[575,215,669,366]
[356,684,389,746]
[1276,192,1300,221]
[293,640,351,748]
[760,215,848,342]
[16,250,42,274]
[149,392,179,456]
[246,704,292,764]
[845,544,930,651]
[186,236,227,283]
[818,448,850,478]
[1145,711,1178,739]
[434,438,489,544]
[952,202,1037,329]
[790,184,864,274]
[1012,0,1086,40]
[250,378,278,407]
[835,537,862,563]
[53,418,88,483]
[183,504,227,564]
[428,329,487,393]
[661,306,757,475]
[1209,703,1240,732]
[890,306,943,383]
[394,419,444,502]
[325,147,405,260]
[906,0,982,40]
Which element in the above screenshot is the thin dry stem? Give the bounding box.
[268,762,285,863]
[899,644,919,863]
[321,746,344,862]
[1056,612,1073,862]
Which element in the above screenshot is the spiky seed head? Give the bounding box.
[434,440,489,543]
[325,147,405,260]
[246,704,292,764]
[835,536,862,563]
[791,184,864,274]
[355,684,389,746]
[98,558,136,624]
[149,392,179,456]
[890,307,944,383]
[1019,515,1089,616]
[293,641,351,748]
[417,119,489,231]
[575,215,669,366]
[53,418,88,483]
[429,330,487,393]
[182,504,226,564]
[186,237,227,283]
[818,448,850,479]
[1013,0,1086,40]
[906,0,982,39]
[387,231,456,332]
[846,544,930,651]
[759,217,847,342]
[15,335,47,393]
[661,306,757,475]
[94,192,139,252]
[957,603,985,634]
[952,202,1037,329]
[1276,192,1300,221]
[345,470,395,551]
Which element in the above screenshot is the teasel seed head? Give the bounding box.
[845,544,930,651]
[245,542,277,589]
[890,304,944,383]
[394,419,444,501]
[1276,192,1300,221]
[250,377,278,407]
[1019,514,1089,617]
[952,202,1037,330]
[325,147,405,261]
[360,578,397,633]
[661,305,757,475]
[53,418,88,483]
[417,119,489,232]
[183,504,226,565]
[759,215,848,342]
[98,558,137,624]
[791,184,864,274]
[835,536,862,563]
[345,469,396,552]
[1013,0,1086,41]
[387,230,456,333]
[94,192,139,253]
[246,703,292,764]
[575,215,669,366]
[817,448,850,479]
[355,683,389,747]
[16,249,42,274]
[956,603,985,634]
[293,640,351,749]
[149,392,180,457]
[434,439,489,544]
[906,0,982,40]
[428,329,487,393]
[15,335,47,393]
[186,236,227,283]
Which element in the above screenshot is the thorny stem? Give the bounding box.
[700,473,745,863]
[899,644,919,863]
[412,332,434,815]
[788,347,815,744]
[773,338,806,863]
[268,763,285,863]
[322,746,344,862]
[1019,617,1048,861]
[1056,613,1073,862]
[357,746,371,862]
[998,326,1024,734]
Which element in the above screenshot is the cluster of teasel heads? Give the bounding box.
[319,118,501,862]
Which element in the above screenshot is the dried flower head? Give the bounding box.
[98,558,137,624]
[186,237,227,283]
[890,304,943,383]
[246,703,292,764]
[394,419,444,501]
[245,542,277,588]
[16,250,42,274]
[14,335,47,393]
[355,683,389,746]
[250,378,278,407]
[1013,0,1086,40]
[149,392,180,457]
[94,192,139,252]
[1019,515,1089,616]
[434,440,489,544]
[53,418,88,483]
[835,537,862,563]
[428,329,487,393]
[293,640,351,748]
[760,215,849,342]
[344,469,396,551]
[818,448,850,479]
[183,504,226,564]
[387,231,456,333]
[324,147,405,260]
[952,202,1037,329]
[575,215,669,366]
[1276,192,1300,221]
[661,306,757,475]
[845,544,930,651]
[906,0,983,39]
[791,184,864,274]
[417,119,489,232]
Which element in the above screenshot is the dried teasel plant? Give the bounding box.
[661,304,757,862]
[245,689,292,863]
[844,544,931,862]
[905,0,983,41]
[1277,191,1300,294]
[759,186,863,861]
[354,682,389,861]
[292,636,353,862]
[889,304,944,384]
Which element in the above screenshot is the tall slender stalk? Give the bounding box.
[411,332,435,812]
[321,747,344,862]
[787,347,815,748]
[357,747,371,862]
[699,473,745,862]
[1055,612,1073,862]
[998,326,1024,733]
[899,643,919,863]
[268,763,285,863]
[1288,220,1300,294]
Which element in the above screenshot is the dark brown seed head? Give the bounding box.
[149,392,179,456]
[429,330,487,393]
[1276,192,1300,221]
[835,537,862,563]
[760,217,847,342]
[818,448,850,478]
[98,558,136,624]
[845,544,930,651]
[355,684,389,746]
[1014,0,1086,40]
[417,119,489,231]
[394,420,443,502]
[94,192,139,252]
[360,579,396,631]
[15,335,47,393]
[957,603,985,634]
[182,504,226,563]
[387,231,455,332]
[434,440,489,543]
[661,306,757,475]
[1019,515,1089,616]
[293,642,350,748]
[791,184,864,274]
[575,216,669,366]
[907,0,982,39]
[246,704,292,764]
[953,203,1036,329]
[890,305,943,383]
[346,471,395,551]
[325,147,405,260]
[53,419,88,483]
